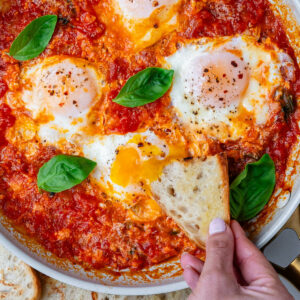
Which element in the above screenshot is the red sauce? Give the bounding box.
[181,0,267,39]
[103,57,168,134]
[71,5,105,40]
[0,0,105,53]
[0,80,7,98]
[267,114,300,186]
[0,103,15,146]
[105,89,143,134]
[102,87,168,134]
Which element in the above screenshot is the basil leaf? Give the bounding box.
[9,15,58,61]
[230,154,276,221]
[37,155,96,193]
[113,67,174,107]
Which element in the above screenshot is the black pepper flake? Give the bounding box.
[219,97,224,101]
[204,68,209,73]
[138,142,144,147]
[170,230,179,235]
[184,156,193,161]
[231,61,238,67]
[58,16,70,25]
[49,192,55,197]
[238,74,244,79]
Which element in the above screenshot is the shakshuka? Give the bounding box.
[0,0,299,271]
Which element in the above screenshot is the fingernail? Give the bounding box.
[184,264,193,270]
[209,218,226,235]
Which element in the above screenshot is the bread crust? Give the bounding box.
[216,153,231,226]
[0,244,41,300]
[31,268,42,300]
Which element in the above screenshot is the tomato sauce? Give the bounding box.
[0,0,299,272]
[266,114,300,186]
[0,104,15,146]
[181,0,267,39]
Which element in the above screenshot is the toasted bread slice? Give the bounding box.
[39,275,94,300]
[39,273,190,299]
[0,244,41,300]
[151,154,230,248]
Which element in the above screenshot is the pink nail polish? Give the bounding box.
[209,218,226,235]
[184,264,193,270]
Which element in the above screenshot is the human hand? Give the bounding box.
[181,219,293,300]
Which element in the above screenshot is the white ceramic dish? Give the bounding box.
[0,0,299,296]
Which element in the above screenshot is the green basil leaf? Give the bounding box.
[37,155,97,193]
[9,15,58,61]
[113,67,174,107]
[230,154,276,221]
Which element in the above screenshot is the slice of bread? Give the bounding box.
[151,154,230,249]
[39,275,94,300]
[0,243,41,300]
[39,273,190,299]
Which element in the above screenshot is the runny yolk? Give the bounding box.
[110,134,186,188]
[110,134,187,221]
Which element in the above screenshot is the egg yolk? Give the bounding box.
[110,135,186,187]
[110,134,187,222]
[129,197,162,222]
[22,57,99,121]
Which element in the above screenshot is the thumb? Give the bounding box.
[203,218,235,275]
[191,218,239,299]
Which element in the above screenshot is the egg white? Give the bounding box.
[20,56,103,147]
[166,35,294,142]
[112,0,181,49]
